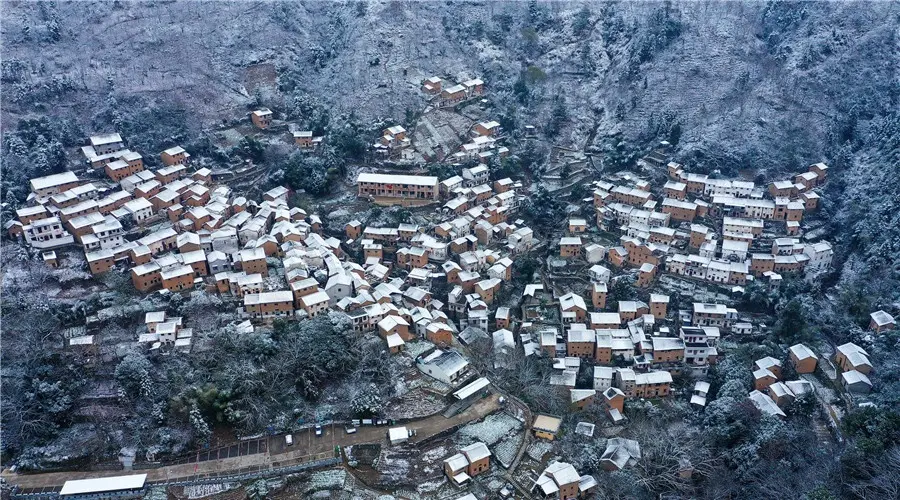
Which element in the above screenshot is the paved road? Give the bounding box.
[2,394,500,491]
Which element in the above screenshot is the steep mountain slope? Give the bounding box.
[6,1,896,260]
[3,2,895,168]
[4,0,899,341]
[2,2,900,496]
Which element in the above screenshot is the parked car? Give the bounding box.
[345,426,357,435]
[285,434,293,446]
[315,424,323,437]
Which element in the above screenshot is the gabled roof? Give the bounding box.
[559,292,587,311]
[748,390,786,417]
[570,389,596,403]
[444,453,469,471]
[870,310,895,326]
[789,343,817,361]
[420,349,469,375]
[753,367,777,381]
[841,370,871,387]
[460,441,491,462]
[299,290,329,307]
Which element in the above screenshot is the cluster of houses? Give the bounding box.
[11,115,890,500]
[372,125,411,157]
[8,133,203,263]
[251,107,324,151]
[351,150,792,425]
[514,292,730,423]
[445,121,509,164]
[137,311,194,351]
[749,345,818,418]
[348,163,545,360]
[579,160,834,292]
[11,125,539,382]
[421,75,486,106]
[360,120,512,209]
[749,336,880,418]
[442,417,606,499]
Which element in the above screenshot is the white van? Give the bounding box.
[285,434,293,446]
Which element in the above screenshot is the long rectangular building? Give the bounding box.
[357,173,439,202]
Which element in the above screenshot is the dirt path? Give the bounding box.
[2,395,500,491]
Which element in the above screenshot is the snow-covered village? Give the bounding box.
[2,2,899,500]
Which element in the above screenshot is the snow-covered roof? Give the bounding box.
[570,389,596,403]
[749,390,786,417]
[755,356,781,371]
[89,133,123,146]
[594,366,615,380]
[145,311,166,324]
[453,377,490,400]
[768,382,793,399]
[420,349,468,375]
[870,310,895,326]
[579,475,598,492]
[635,371,672,385]
[30,171,79,191]
[461,441,491,462]
[575,422,595,437]
[160,265,193,280]
[444,453,469,471]
[559,292,586,311]
[386,332,405,348]
[836,342,871,367]
[300,290,330,307]
[388,426,409,443]
[567,329,594,343]
[652,336,684,351]
[69,335,94,346]
[533,414,562,433]
[789,343,817,361]
[600,438,642,469]
[245,291,293,305]
[544,461,581,485]
[693,302,727,314]
[378,315,409,330]
[60,474,146,496]
[841,370,871,387]
[357,172,438,187]
[493,329,515,350]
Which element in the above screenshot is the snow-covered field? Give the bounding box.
[456,412,522,446]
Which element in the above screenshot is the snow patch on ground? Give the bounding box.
[183,483,237,498]
[418,444,447,463]
[383,389,446,420]
[456,412,522,446]
[304,468,347,493]
[493,431,523,468]
[415,478,447,496]
[527,441,554,462]
[403,340,436,359]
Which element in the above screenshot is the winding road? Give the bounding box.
[2,394,501,492]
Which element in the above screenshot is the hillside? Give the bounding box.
[1,1,900,497]
[4,0,898,275]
